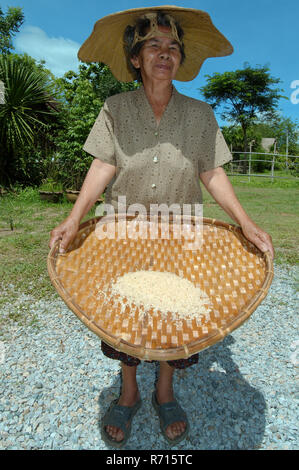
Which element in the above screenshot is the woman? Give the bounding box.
[49,7,274,447]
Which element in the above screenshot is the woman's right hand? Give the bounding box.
[49,217,79,253]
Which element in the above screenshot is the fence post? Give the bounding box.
[271,155,275,182]
[229,150,299,181]
[271,141,277,183]
[230,145,233,175]
[248,141,254,183]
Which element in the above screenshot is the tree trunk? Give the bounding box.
[0,149,8,187]
[0,148,14,188]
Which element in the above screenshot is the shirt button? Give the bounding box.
[151,183,156,189]
[153,156,158,163]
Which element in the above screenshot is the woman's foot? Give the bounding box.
[155,388,187,441]
[105,388,141,442]
[155,361,187,441]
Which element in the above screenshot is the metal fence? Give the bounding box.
[226,151,299,182]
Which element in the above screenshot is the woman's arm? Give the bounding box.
[67,158,116,223]
[49,158,116,252]
[199,166,274,258]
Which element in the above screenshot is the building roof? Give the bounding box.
[261,137,276,152]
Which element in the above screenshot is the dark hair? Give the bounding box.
[124,11,185,82]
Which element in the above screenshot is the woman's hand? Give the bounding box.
[48,158,116,254]
[49,217,79,254]
[199,168,274,259]
[240,219,275,259]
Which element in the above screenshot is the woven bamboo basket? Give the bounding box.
[48,215,273,361]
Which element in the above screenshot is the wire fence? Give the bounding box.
[226,151,299,182]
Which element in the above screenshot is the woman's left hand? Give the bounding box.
[240,219,274,259]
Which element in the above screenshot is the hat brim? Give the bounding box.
[78,5,234,82]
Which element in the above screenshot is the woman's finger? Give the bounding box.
[58,227,78,253]
[257,232,274,259]
[49,231,63,249]
[241,223,274,259]
[59,233,73,253]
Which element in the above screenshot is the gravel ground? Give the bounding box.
[0,263,298,450]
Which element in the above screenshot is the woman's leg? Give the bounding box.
[155,361,187,440]
[105,362,140,442]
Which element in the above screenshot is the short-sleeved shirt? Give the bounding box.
[83,86,232,212]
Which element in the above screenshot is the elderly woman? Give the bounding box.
[49,7,274,448]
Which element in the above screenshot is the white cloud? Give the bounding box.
[14,25,81,76]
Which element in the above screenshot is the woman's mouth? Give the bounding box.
[155,63,171,70]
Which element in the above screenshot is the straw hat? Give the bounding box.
[78,5,234,82]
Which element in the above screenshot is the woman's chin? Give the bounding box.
[146,71,176,82]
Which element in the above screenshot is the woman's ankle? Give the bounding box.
[118,387,140,406]
[155,385,174,403]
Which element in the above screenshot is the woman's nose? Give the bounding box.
[159,48,170,59]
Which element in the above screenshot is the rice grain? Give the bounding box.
[106,270,212,322]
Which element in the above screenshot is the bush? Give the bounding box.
[39,178,63,192]
[0,53,60,187]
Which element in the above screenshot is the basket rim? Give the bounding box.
[47,216,274,360]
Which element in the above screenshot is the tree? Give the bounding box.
[221,114,299,174]
[200,63,285,159]
[55,63,139,106]
[0,54,59,186]
[254,114,299,156]
[0,6,24,55]
[251,114,299,174]
[55,63,138,190]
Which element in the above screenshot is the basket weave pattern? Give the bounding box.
[48,217,273,361]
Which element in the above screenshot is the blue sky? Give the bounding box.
[8,0,299,125]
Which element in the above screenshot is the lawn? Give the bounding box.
[0,181,298,308]
[202,184,299,266]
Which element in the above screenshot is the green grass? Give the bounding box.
[0,188,96,304]
[227,171,299,189]
[202,183,299,265]
[0,181,298,312]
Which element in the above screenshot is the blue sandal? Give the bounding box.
[152,391,189,446]
[101,398,142,448]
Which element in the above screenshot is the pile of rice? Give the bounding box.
[108,270,211,322]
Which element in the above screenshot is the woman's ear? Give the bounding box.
[130,55,140,69]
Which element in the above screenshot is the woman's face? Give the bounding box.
[131,25,182,82]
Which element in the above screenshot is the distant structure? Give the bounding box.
[261,137,276,152]
[0,80,5,104]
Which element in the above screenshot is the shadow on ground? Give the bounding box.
[97,335,266,450]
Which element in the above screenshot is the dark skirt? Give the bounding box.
[101,341,198,369]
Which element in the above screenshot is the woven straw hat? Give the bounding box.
[78,5,234,82]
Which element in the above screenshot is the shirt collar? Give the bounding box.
[134,85,179,128]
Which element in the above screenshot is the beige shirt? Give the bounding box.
[83,86,232,212]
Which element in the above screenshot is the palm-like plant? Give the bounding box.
[0,54,58,186]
